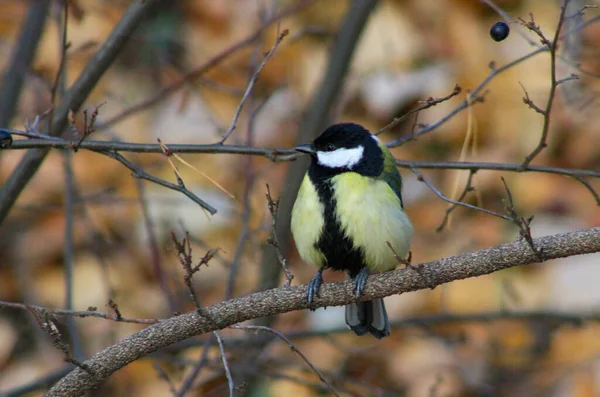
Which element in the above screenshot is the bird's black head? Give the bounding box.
[296,123,383,179]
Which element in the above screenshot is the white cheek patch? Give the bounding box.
[317,146,364,169]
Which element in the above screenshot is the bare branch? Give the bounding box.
[410,168,513,222]
[387,46,553,149]
[101,151,217,214]
[395,159,600,205]
[520,2,570,168]
[0,300,160,324]
[214,331,235,396]
[375,84,462,136]
[501,177,543,259]
[518,81,546,115]
[266,184,294,286]
[218,28,289,144]
[45,227,600,396]
[171,232,221,310]
[25,305,91,373]
[3,135,598,204]
[437,170,477,232]
[4,134,298,161]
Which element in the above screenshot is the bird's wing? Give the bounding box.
[379,145,404,208]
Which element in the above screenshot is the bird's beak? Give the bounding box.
[295,144,315,156]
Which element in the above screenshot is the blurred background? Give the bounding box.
[1,0,600,396]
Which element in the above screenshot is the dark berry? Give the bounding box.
[490,22,510,42]
[0,130,12,148]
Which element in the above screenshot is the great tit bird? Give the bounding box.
[291,122,413,339]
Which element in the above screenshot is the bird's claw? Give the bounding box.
[354,267,369,298]
[307,268,323,309]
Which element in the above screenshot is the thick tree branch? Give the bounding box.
[46,227,600,396]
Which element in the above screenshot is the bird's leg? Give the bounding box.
[307,268,324,307]
[353,267,370,298]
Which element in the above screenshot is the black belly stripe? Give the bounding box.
[308,168,366,278]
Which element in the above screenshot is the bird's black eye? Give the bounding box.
[325,143,336,152]
[490,22,510,42]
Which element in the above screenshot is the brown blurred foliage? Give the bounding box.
[0,0,600,396]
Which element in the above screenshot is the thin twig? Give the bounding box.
[4,134,298,161]
[62,149,86,358]
[135,171,178,313]
[0,300,160,324]
[214,331,235,396]
[231,325,340,397]
[172,232,200,310]
[266,184,294,286]
[55,1,85,362]
[171,232,221,314]
[395,159,600,205]
[375,84,462,136]
[224,74,265,300]
[387,47,548,148]
[73,102,106,150]
[218,27,289,144]
[25,304,92,373]
[100,150,217,214]
[437,170,478,231]
[569,175,600,205]
[500,177,543,259]
[158,139,235,199]
[520,1,571,168]
[106,299,122,321]
[411,168,513,222]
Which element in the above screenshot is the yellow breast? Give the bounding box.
[291,174,326,268]
[331,173,413,272]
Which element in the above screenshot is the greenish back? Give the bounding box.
[377,142,404,208]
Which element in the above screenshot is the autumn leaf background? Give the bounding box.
[1,0,600,396]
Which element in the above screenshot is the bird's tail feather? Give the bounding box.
[345,298,390,339]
